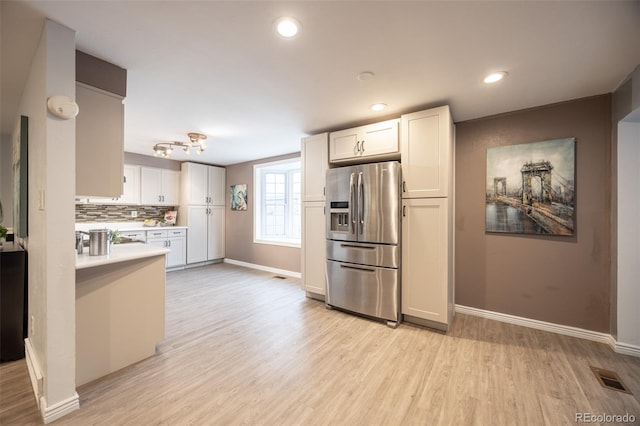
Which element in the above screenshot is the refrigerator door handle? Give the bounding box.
[349,172,356,234]
[340,243,375,250]
[358,172,364,234]
[339,264,375,273]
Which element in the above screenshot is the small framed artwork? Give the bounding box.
[230,184,247,211]
[486,137,575,236]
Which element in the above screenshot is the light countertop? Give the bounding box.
[76,243,169,270]
[75,222,187,233]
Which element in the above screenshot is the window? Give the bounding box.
[254,158,301,247]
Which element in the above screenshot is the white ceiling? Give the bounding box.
[2,1,639,166]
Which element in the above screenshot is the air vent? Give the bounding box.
[590,366,632,395]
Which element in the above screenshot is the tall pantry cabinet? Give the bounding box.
[301,133,329,298]
[178,162,226,264]
[400,106,455,331]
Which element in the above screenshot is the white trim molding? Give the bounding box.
[25,338,80,423]
[455,305,639,358]
[614,341,640,357]
[41,393,80,424]
[25,338,43,406]
[223,258,301,279]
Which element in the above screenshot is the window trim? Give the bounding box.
[253,157,302,248]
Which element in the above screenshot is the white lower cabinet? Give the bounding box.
[401,198,453,330]
[185,205,225,264]
[302,202,325,296]
[146,229,186,269]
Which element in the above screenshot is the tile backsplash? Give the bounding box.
[76,204,175,222]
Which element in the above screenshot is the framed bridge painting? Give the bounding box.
[485,138,575,236]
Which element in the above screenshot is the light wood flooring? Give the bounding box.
[1,263,639,425]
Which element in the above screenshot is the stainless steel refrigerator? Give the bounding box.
[325,161,401,327]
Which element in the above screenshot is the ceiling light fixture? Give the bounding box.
[275,17,301,38]
[484,71,508,84]
[370,103,387,111]
[357,71,375,82]
[153,132,207,158]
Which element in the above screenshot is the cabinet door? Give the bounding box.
[162,170,180,206]
[302,202,326,295]
[140,167,163,205]
[207,205,225,260]
[401,198,450,326]
[208,166,226,206]
[329,127,360,162]
[186,206,208,264]
[147,238,169,267]
[182,162,208,205]
[401,106,452,198]
[301,133,329,202]
[166,236,186,268]
[360,119,399,159]
[120,165,140,205]
[76,83,124,198]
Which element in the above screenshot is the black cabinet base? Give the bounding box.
[0,243,27,362]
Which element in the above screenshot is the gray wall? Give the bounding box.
[225,152,301,273]
[455,94,612,333]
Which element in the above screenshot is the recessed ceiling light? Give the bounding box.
[275,17,301,38]
[370,103,387,111]
[357,71,375,81]
[484,71,508,84]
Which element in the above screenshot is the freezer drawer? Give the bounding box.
[326,259,399,323]
[326,240,399,269]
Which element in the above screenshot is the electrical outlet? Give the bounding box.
[31,315,35,335]
[131,211,138,218]
[38,190,45,211]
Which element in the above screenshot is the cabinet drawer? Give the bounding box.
[119,231,146,242]
[167,229,186,238]
[146,230,168,239]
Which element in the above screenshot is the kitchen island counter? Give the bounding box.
[76,242,169,269]
[76,243,167,386]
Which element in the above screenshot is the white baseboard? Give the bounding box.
[454,304,625,352]
[223,258,301,279]
[24,338,43,407]
[41,393,80,424]
[25,338,80,423]
[613,340,640,357]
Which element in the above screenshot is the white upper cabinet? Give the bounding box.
[76,83,124,197]
[329,119,399,164]
[140,167,180,206]
[301,133,329,202]
[400,106,453,199]
[208,166,226,206]
[87,164,140,204]
[120,165,141,205]
[181,162,226,206]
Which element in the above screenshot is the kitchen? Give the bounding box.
[1,1,640,424]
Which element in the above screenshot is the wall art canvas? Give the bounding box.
[13,115,28,237]
[230,184,247,211]
[486,138,575,235]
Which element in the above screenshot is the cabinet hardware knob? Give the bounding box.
[402,205,406,217]
[361,140,365,153]
[402,181,406,192]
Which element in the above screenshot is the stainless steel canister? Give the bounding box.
[89,229,110,256]
[76,231,84,254]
